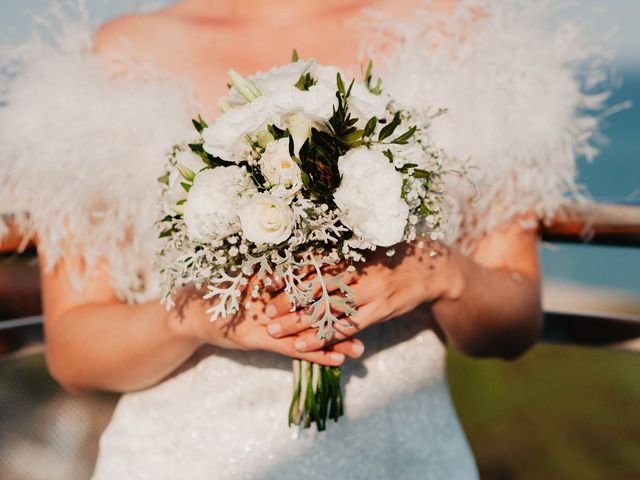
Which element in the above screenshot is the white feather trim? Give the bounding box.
[0,3,193,302]
[369,0,621,249]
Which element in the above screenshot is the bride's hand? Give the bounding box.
[263,242,463,353]
[174,287,364,366]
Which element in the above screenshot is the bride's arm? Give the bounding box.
[265,219,543,359]
[42,252,361,393]
[42,254,201,393]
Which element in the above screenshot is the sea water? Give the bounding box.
[541,70,640,296]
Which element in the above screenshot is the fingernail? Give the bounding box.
[294,339,307,351]
[352,343,365,356]
[267,323,281,336]
[265,304,278,318]
[331,353,345,362]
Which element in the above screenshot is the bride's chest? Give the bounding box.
[147,21,369,112]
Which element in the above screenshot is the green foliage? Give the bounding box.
[378,111,401,141]
[448,344,640,480]
[188,142,232,168]
[291,49,300,62]
[295,72,317,91]
[363,116,378,138]
[267,124,290,140]
[191,115,208,134]
[364,60,383,95]
[295,74,369,200]
[176,163,196,182]
[159,226,178,238]
[157,172,170,186]
[391,126,417,144]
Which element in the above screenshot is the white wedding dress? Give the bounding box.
[0,1,614,479]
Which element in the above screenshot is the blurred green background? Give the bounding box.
[448,344,640,480]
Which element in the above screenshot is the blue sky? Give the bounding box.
[1,0,639,70]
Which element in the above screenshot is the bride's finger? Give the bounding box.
[265,270,359,319]
[292,321,361,353]
[266,308,311,337]
[331,338,365,359]
[267,297,363,338]
[255,331,346,367]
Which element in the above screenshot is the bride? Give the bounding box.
[0,0,613,478]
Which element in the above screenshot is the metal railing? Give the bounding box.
[540,202,640,349]
[1,202,639,359]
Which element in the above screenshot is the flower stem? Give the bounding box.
[288,361,344,431]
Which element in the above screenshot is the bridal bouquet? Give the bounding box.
[157,53,450,431]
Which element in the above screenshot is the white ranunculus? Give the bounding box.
[334,147,409,247]
[239,193,293,245]
[259,138,303,198]
[183,166,256,242]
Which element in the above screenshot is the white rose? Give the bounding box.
[239,193,293,245]
[334,147,409,247]
[250,60,316,96]
[259,138,303,198]
[348,83,390,126]
[183,166,256,242]
[202,98,272,161]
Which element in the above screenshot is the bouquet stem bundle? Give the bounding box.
[288,360,343,431]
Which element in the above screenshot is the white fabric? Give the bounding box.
[0,1,616,479]
[371,0,614,249]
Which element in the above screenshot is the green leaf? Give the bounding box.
[161,214,173,222]
[364,60,373,87]
[382,149,394,162]
[291,49,300,62]
[346,78,354,97]
[413,169,431,179]
[176,198,187,206]
[336,73,346,96]
[191,115,208,133]
[300,170,310,189]
[158,172,170,185]
[180,182,192,192]
[288,135,295,158]
[370,78,383,96]
[295,72,317,91]
[364,59,383,95]
[267,124,290,140]
[176,163,196,182]
[341,129,365,145]
[159,227,176,238]
[363,117,377,137]
[399,162,418,173]
[188,143,204,153]
[390,126,417,145]
[419,203,433,216]
[378,112,401,141]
